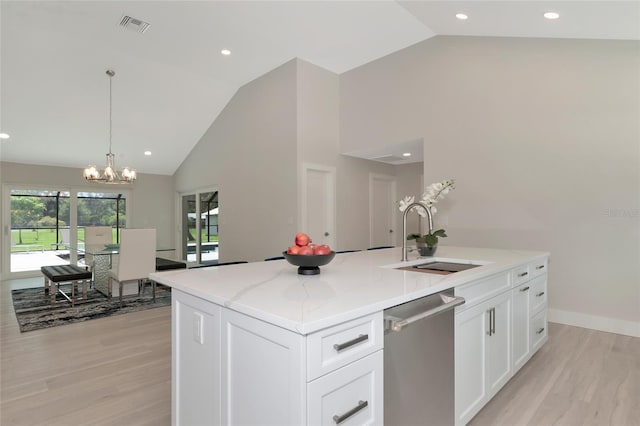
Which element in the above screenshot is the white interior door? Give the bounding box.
[301,164,335,248]
[369,174,396,248]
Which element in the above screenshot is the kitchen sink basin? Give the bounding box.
[396,261,482,275]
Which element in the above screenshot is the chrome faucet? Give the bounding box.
[402,202,433,262]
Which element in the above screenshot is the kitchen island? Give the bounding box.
[150,246,549,426]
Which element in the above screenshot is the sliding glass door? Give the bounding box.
[181,189,218,265]
[3,185,129,278]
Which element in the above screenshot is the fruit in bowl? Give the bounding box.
[284,233,335,275]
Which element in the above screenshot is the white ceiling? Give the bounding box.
[1,1,638,174]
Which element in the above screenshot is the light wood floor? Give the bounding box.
[1,278,638,426]
[1,278,171,426]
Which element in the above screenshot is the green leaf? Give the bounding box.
[424,234,438,246]
[406,233,420,240]
[432,229,447,237]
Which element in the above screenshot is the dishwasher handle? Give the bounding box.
[387,295,465,332]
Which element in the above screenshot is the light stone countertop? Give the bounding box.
[149,245,549,335]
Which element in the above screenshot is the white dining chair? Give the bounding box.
[108,228,157,308]
[84,226,113,285]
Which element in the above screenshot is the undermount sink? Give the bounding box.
[396,261,482,275]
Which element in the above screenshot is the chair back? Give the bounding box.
[85,226,113,265]
[115,228,157,282]
[85,226,112,246]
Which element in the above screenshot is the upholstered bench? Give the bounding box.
[41,265,92,306]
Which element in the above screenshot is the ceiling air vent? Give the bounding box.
[119,15,151,34]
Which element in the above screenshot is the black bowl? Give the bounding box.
[282,251,336,275]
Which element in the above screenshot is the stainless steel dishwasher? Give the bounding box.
[384,290,465,425]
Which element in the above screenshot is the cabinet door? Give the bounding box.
[221,309,305,426]
[486,291,512,397]
[512,283,531,371]
[455,302,488,426]
[173,290,221,426]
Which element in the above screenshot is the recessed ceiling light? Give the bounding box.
[544,12,560,20]
[455,13,468,20]
[144,151,152,156]
[221,49,231,56]
[402,152,412,157]
[0,133,10,139]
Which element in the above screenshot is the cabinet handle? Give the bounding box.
[518,272,529,277]
[520,286,530,292]
[491,308,496,335]
[536,265,545,270]
[537,327,545,334]
[333,334,368,352]
[536,291,545,297]
[333,400,368,424]
[486,309,493,336]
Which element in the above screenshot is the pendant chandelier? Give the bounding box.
[83,69,136,184]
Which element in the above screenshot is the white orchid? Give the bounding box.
[398,179,455,245]
[398,195,429,217]
[398,195,415,212]
[420,179,455,207]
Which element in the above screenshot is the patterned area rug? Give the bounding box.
[11,284,171,332]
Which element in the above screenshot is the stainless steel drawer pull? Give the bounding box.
[537,327,545,334]
[520,286,530,292]
[536,265,545,270]
[536,291,545,297]
[333,334,368,352]
[333,400,368,424]
[486,308,495,336]
[518,272,529,277]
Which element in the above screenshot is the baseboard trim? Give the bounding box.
[548,309,640,338]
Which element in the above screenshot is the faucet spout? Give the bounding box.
[402,202,433,262]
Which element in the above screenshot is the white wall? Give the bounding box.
[173,59,423,260]
[296,60,421,251]
[0,161,175,277]
[340,36,640,334]
[173,60,299,262]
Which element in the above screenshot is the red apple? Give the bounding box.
[298,246,314,255]
[295,232,311,247]
[314,245,331,255]
[287,245,300,254]
[308,243,318,251]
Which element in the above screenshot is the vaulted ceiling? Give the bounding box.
[1,1,638,175]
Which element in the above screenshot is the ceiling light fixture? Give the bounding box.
[83,69,136,184]
[0,133,9,139]
[402,152,412,157]
[221,49,231,56]
[144,151,152,156]
[544,12,560,20]
[455,13,468,20]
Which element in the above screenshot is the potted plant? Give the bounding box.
[399,179,455,257]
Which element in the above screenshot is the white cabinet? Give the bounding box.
[172,290,222,426]
[455,257,549,426]
[221,308,305,426]
[512,282,532,371]
[455,288,511,426]
[307,351,383,426]
[172,289,382,426]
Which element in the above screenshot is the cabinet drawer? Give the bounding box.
[511,264,532,286]
[455,272,510,310]
[307,351,383,426]
[307,312,383,381]
[529,276,547,314]
[531,310,547,352]
[531,258,548,277]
